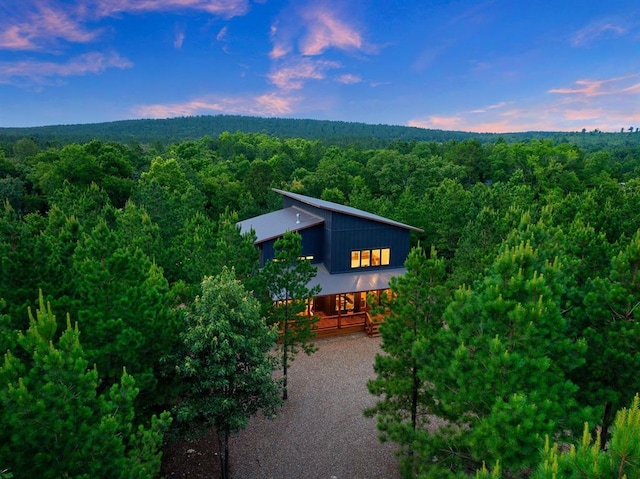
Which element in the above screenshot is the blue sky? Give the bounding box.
[1,0,639,132]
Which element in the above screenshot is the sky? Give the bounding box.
[1,1,639,132]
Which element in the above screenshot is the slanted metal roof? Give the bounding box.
[308,264,405,296]
[237,206,324,244]
[273,188,423,233]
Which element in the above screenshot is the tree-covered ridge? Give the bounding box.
[2,114,640,151]
[1,130,640,477]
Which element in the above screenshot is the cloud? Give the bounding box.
[0,51,133,84]
[133,92,298,118]
[95,0,250,18]
[0,3,100,51]
[338,73,361,84]
[269,2,367,60]
[470,101,511,114]
[571,20,627,47]
[174,30,185,48]
[216,26,228,42]
[268,58,340,90]
[549,74,640,97]
[1,0,250,52]
[408,81,640,133]
[298,5,363,56]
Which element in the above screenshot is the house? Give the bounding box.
[238,189,423,336]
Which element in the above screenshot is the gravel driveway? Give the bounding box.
[229,333,400,479]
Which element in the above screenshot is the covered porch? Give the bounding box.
[306,265,404,338]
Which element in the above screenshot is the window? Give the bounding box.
[371,249,380,266]
[361,250,370,267]
[351,248,390,268]
[381,248,390,265]
[351,251,361,268]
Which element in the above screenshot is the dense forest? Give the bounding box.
[2,125,640,478]
[2,114,640,150]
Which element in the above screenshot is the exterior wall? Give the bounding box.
[281,195,410,274]
[257,224,324,267]
[329,213,410,273]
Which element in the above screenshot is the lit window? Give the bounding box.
[381,248,390,265]
[351,251,361,268]
[361,250,370,267]
[371,249,381,266]
[351,248,391,268]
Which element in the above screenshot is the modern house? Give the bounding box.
[238,188,423,336]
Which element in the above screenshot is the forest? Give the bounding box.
[2,124,640,478]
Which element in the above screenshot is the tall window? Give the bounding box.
[351,248,390,268]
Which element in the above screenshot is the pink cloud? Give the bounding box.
[549,74,640,97]
[95,0,249,17]
[0,3,100,51]
[268,58,340,90]
[0,51,133,84]
[133,92,298,118]
[299,6,363,55]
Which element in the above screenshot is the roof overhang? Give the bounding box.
[237,206,324,244]
[308,264,405,296]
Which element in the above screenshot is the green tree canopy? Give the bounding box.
[0,292,171,479]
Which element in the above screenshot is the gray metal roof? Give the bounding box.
[273,188,423,233]
[308,264,406,296]
[237,206,324,244]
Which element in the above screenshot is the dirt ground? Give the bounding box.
[160,428,222,478]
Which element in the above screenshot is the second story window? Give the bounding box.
[351,248,390,268]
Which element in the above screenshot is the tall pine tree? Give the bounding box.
[262,231,320,400]
[366,245,449,477]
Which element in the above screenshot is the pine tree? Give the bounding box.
[417,241,588,476]
[365,245,448,477]
[573,229,640,445]
[0,292,171,479]
[262,231,321,400]
[175,269,281,479]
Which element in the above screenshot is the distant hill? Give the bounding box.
[1,115,638,149]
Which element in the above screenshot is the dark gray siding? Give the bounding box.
[257,224,323,267]
[281,195,411,274]
[328,213,410,273]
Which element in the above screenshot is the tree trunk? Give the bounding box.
[283,346,288,400]
[223,429,230,479]
[217,432,226,479]
[283,301,289,400]
[601,401,613,450]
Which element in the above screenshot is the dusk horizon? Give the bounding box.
[2,1,639,133]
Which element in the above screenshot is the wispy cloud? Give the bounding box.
[408,73,640,133]
[95,0,250,18]
[269,2,367,60]
[549,74,640,97]
[338,73,361,84]
[133,92,298,118]
[470,101,511,114]
[571,20,627,46]
[174,30,185,48]
[0,3,100,51]
[268,58,340,90]
[298,5,363,55]
[1,0,250,52]
[0,51,133,85]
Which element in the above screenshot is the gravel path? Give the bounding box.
[229,333,400,479]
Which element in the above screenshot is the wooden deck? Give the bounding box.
[312,311,382,338]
